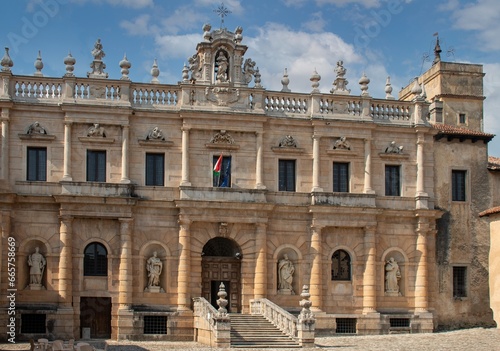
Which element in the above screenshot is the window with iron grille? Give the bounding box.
[84,242,107,276]
[278,159,296,192]
[146,153,165,186]
[453,266,467,298]
[333,162,349,192]
[390,318,410,328]
[21,314,46,334]
[27,147,47,181]
[452,170,466,202]
[385,165,401,196]
[331,249,351,280]
[335,318,356,334]
[87,150,106,182]
[144,316,167,334]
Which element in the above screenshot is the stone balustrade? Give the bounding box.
[192,297,230,348]
[1,72,419,126]
[250,298,298,339]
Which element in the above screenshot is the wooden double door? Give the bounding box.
[80,297,111,339]
[202,256,241,313]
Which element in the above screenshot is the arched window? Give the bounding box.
[84,242,107,276]
[332,249,351,281]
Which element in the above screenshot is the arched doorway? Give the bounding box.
[202,237,241,313]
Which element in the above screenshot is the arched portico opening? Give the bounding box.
[201,237,242,313]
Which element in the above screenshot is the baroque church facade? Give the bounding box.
[0,23,497,341]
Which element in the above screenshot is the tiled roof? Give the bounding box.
[432,123,495,142]
[479,206,500,217]
[488,156,500,171]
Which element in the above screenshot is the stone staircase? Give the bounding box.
[230,313,301,348]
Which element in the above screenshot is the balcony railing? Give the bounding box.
[1,73,420,126]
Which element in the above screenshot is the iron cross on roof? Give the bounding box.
[214,2,231,29]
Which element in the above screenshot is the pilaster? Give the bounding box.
[254,223,267,298]
[62,121,72,181]
[180,128,191,186]
[311,135,323,192]
[120,125,130,183]
[363,138,375,194]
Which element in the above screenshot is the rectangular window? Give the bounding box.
[146,153,165,186]
[453,266,467,298]
[86,150,106,182]
[452,170,466,201]
[385,165,401,196]
[213,155,231,187]
[21,314,46,333]
[27,147,47,181]
[333,162,349,192]
[278,159,296,192]
[459,113,466,124]
[335,318,357,334]
[144,316,167,334]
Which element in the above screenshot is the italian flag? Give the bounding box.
[213,154,223,177]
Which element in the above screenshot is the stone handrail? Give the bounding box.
[250,298,298,339]
[1,72,419,126]
[193,296,219,331]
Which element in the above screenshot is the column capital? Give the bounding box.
[64,121,73,126]
[364,224,377,234]
[59,214,74,223]
[178,216,192,228]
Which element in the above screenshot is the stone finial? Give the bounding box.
[310,69,321,93]
[385,76,394,100]
[420,82,427,100]
[1,47,14,72]
[119,54,131,81]
[254,67,262,88]
[217,282,228,315]
[234,26,243,43]
[298,285,314,321]
[281,68,291,92]
[433,33,442,66]
[411,77,422,99]
[34,50,44,77]
[150,58,160,83]
[182,63,189,83]
[64,52,76,77]
[359,72,370,96]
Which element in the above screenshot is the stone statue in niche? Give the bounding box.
[333,136,351,150]
[385,141,404,154]
[145,251,163,293]
[278,254,295,295]
[87,123,106,137]
[216,51,229,83]
[385,257,401,296]
[28,247,46,289]
[27,121,47,135]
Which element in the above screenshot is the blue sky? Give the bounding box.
[3,0,500,156]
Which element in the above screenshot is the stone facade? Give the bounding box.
[0,25,496,342]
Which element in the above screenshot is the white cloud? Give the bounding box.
[120,14,157,36]
[316,0,382,8]
[155,33,201,60]
[160,7,209,35]
[243,23,361,92]
[27,0,154,11]
[448,0,500,51]
[302,12,327,32]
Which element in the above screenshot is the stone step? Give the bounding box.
[229,314,301,348]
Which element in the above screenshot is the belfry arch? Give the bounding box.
[201,237,242,312]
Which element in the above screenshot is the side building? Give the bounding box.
[0,25,495,341]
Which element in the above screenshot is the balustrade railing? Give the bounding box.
[193,297,219,330]
[2,73,418,125]
[250,298,298,339]
[12,78,62,100]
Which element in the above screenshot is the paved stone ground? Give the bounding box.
[1,328,499,351]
